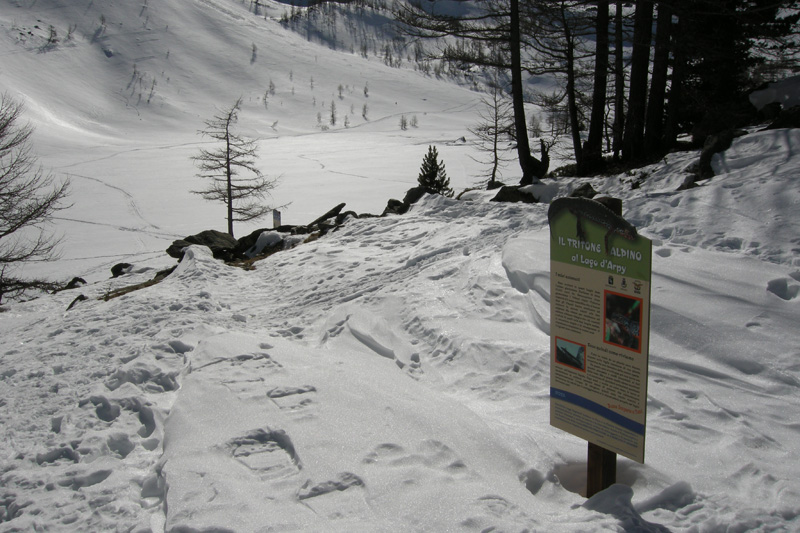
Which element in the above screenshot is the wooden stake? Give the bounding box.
[587,442,617,497]
[586,196,621,497]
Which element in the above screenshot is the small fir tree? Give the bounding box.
[417,145,453,197]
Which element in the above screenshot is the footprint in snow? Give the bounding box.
[267,385,317,415]
[53,469,113,490]
[276,325,305,339]
[655,247,672,258]
[107,433,136,459]
[195,352,282,372]
[296,472,370,519]
[460,495,536,531]
[36,446,80,465]
[297,472,364,500]
[104,364,179,393]
[76,395,159,440]
[362,440,469,477]
[227,428,301,480]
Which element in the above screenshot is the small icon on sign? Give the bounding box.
[608,276,614,286]
[621,278,628,289]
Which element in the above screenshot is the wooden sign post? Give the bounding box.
[588,198,622,498]
[547,197,652,498]
[587,442,617,497]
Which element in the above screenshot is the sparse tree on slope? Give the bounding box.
[193,97,276,238]
[396,0,549,184]
[0,93,70,304]
[469,81,514,187]
[418,145,453,197]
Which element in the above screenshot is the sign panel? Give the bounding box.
[548,198,652,463]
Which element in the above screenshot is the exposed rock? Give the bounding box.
[679,129,743,190]
[242,231,284,258]
[273,224,298,233]
[63,277,87,290]
[699,130,737,175]
[382,186,435,216]
[166,230,239,260]
[235,228,275,257]
[569,183,597,199]
[691,98,756,147]
[593,196,622,215]
[759,102,783,121]
[750,75,800,115]
[766,106,800,130]
[308,202,347,230]
[111,263,133,278]
[403,186,430,206]
[490,185,538,204]
[335,211,360,225]
[67,294,88,311]
[294,203,348,235]
[383,198,408,216]
[153,266,177,282]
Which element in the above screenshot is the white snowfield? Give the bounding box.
[1,0,799,531]
[2,132,800,531]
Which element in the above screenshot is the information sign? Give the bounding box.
[548,198,652,463]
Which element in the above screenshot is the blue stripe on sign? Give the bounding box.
[550,387,645,435]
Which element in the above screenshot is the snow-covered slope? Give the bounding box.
[2,0,800,531]
[2,127,799,531]
[1,0,491,282]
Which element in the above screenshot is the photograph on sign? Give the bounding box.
[604,291,643,352]
[555,337,586,371]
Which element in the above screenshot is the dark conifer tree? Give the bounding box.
[672,0,799,141]
[418,146,453,197]
[396,0,549,184]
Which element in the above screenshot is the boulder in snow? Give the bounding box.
[490,185,538,204]
[167,230,239,261]
[111,263,133,278]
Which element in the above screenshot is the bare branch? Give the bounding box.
[0,93,70,303]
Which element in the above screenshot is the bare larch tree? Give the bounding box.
[0,93,70,303]
[193,97,276,238]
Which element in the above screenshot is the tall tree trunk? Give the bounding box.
[664,9,688,150]
[582,0,609,174]
[565,29,583,169]
[612,0,625,160]
[644,2,672,156]
[226,136,234,237]
[510,0,533,183]
[622,0,653,161]
[512,0,548,185]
